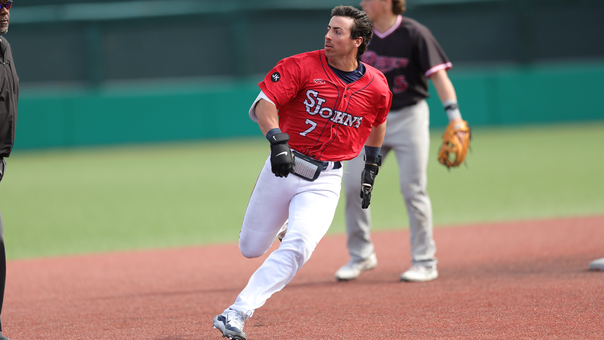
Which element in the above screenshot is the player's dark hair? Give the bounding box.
[392,0,406,15]
[331,5,373,59]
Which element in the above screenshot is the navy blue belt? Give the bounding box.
[291,149,342,172]
[322,161,342,171]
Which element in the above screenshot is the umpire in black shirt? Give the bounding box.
[0,0,19,339]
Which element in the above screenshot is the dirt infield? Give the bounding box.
[4,216,604,339]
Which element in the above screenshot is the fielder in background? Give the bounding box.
[211,5,392,340]
[335,0,470,283]
[0,1,18,339]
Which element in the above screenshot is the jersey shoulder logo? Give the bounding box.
[271,72,281,82]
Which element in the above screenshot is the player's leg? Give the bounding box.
[238,157,296,258]
[0,212,6,336]
[343,152,373,260]
[213,159,309,339]
[0,159,7,338]
[336,142,392,280]
[229,168,342,316]
[390,100,437,281]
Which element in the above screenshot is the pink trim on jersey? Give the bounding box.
[425,62,453,78]
[373,15,403,39]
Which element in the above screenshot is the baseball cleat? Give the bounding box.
[400,265,438,282]
[334,253,378,281]
[277,221,288,242]
[213,308,247,340]
[589,257,604,271]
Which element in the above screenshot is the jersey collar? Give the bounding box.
[373,15,403,39]
[320,50,373,89]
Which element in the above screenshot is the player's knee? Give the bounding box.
[239,241,268,258]
[238,229,273,258]
[241,250,264,259]
[401,181,426,199]
[239,242,264,258]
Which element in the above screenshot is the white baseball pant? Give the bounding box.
[229,156,342,318]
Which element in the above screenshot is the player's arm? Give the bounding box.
[365,120,387,148]
[254,98,294,178]
[431,69,472,168]
[430,69,460,122]
[255,99,280,136]
[430,69,467,142]
[360,120,387,209]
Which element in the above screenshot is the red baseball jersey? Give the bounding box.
[259,50,392,162]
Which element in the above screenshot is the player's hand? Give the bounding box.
[269,132,294,178]
[450,118,468,146]
[438,119,471,168]
[360,155,382,209]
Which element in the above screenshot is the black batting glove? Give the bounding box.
[360,155,382,209]
[269,132,294,178]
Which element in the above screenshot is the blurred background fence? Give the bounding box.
[9,0,604,149]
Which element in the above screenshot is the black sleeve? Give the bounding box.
[413,24,450,76]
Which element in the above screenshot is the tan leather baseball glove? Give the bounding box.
[437,120,471,168]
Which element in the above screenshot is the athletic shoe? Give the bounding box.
[334,253,378,281]
[277,221,288,242]
[212,308,247,340]
[400,265,438,282]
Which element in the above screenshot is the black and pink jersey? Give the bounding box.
[360,15,451,110]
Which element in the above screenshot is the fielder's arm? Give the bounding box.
[430,70,456,104]
[430,69,467,142]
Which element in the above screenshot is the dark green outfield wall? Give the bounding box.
[10,0,604,150]
[15,62,604,150]
[17,81,262,149]
[444,63,604,127]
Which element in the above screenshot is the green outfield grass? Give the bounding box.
[1,121,603,260]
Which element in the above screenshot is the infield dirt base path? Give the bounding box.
[5,216,604,339]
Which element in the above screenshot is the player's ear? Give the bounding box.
[354,37,363,48]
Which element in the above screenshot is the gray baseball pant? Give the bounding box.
[0,158,7,332]
[343,99,437,268]
[0,214,6,332]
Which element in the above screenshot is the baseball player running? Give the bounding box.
[211,6,392,340]
[334,0,468,283]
